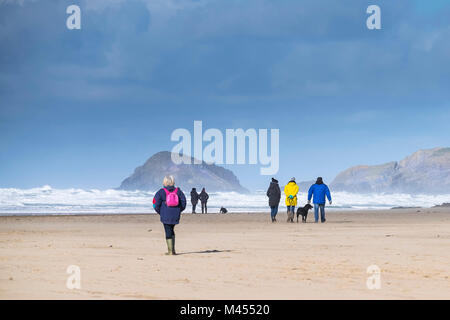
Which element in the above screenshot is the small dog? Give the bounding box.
[219,207,228,214]
[296,204,313,223]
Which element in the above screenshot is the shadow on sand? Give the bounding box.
[300,221,353,224]
[177,249,233,256]
[324,221,353,224]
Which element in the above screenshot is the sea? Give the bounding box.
[0,185,448,216]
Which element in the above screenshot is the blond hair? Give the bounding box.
[163,175,175,187]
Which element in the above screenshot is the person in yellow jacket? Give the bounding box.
[284,177,299,223]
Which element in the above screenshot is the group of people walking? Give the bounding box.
[266,177,332,223]
[153,174,332,256]
[190,187,209,214]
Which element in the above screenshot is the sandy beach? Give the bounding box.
[1,208,449,300]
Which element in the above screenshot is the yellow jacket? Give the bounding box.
[284,181,299,206]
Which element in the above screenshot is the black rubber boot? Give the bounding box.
[172,235,176,255]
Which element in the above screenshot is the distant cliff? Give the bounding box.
[119,151,249,193]
[331,148,450,194]
[296,180,317,191]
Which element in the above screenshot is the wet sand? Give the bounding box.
[0,208,449,299]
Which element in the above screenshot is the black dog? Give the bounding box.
[219,207,228,214]
[296,204,313,223]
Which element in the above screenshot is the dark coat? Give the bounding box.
[199,190,209,203]
[266,181,281,207]
[190,189,199,205]
[154,186,187,225]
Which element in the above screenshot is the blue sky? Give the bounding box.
[1,0,450,190]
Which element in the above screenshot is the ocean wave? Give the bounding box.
[0,186,448,215]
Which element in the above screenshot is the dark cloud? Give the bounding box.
[1,0,450,188]
[1,0,449,103]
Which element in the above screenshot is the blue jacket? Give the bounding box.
[153,186,187,225]
[308,183,332,204]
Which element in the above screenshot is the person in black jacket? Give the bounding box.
[266,177,281,222]
[190,188,199,214]
[199,188,209,214]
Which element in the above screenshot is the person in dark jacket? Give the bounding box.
[199,188,209,214]
[153,175,186,255]
[266,177,281,222]
[190,188,199,214]
[308,177,332,223]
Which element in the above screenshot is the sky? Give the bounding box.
[1,0,450,190]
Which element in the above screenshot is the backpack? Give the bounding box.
[164,188,179,207]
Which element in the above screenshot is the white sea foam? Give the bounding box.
[0,186,448,216]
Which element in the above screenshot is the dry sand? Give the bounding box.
[1,208,449,300]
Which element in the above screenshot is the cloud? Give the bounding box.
[2,0,450,188]
[1,0,450,106]
[0,0,25,5]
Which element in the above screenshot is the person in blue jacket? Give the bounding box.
[308,177,332,223]
[153,175,186,255]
